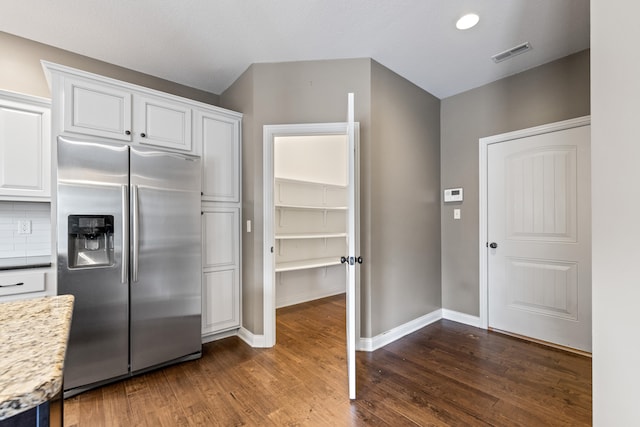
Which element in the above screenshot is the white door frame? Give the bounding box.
[478,116,591,330]
[263,122,360,348]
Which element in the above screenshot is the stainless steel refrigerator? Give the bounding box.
[57,136,202,396]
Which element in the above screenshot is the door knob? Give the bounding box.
[489,242,498,249]
[341,256,363,265]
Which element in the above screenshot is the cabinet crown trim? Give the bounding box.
[41,60,242,119]
[0,89,51,107]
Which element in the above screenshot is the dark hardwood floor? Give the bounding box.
[64,295,591,426]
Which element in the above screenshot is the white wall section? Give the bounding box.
[591,0,640,423]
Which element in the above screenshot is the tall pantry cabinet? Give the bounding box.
[199,111,242,337]
[43,62,242,340]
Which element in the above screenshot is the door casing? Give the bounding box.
[263,122,361,348]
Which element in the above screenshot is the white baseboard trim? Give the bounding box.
[276,290,345,309]
[238,327,270,348]
[357,309,443,352]
[230,309,482,350]
[442,309,483,329]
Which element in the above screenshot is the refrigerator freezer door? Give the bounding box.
[130,146,202,372]
[57,137,130,390]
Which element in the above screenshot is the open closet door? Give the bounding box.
[345,93,358,400]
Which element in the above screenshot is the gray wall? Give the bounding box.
[219,66,259,332]
[221,58,442,337]
[221,59,372,334]
[0,31,219,104]
[368,60,441,336]
[440,49,590,316]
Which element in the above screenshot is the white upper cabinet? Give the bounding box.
[43,61,229,156]
[62,76,192,151]
[197,110,241,202]
[134,94,192,151]
[64,76,133,141]
[0,90,51,200]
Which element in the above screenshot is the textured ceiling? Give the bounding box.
[0,0,589,99]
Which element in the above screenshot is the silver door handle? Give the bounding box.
[122,185,129,284]
[341,256,363,265]
[132,184,139,283]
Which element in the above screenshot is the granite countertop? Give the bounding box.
[0,295,74,421]
[0,256,52,271]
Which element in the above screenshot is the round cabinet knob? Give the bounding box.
[489,242,498,249]
[125,130,131,135]
[140,132,146,138]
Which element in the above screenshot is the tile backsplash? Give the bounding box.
[0,202,51,259]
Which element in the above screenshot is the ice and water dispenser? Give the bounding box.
[67,215,115,268]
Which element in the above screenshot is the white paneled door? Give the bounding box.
[487,123,591,352]
[345,93,357,399]
[263,117,359,402]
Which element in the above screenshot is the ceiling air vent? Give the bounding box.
[491,42,532,63]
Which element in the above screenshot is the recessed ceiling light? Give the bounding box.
[456,13,479,30]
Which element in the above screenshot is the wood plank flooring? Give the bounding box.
[63,295,591,426]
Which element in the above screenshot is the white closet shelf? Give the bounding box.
[275,257,343,272]
[275,177,347,189]
[275,203,347,211]
[275,232,347,240]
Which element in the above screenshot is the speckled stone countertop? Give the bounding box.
[0,295,74,421]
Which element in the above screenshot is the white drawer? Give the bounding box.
[0,271,45,296]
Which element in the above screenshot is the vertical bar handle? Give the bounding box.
[132,184,139,283]
[121,185,129,284]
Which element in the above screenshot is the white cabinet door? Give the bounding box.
[198,111,240,202]
[202,206,240,335]
[202,269,240,334]
[0,91,51,199]
[63,77,133,141]
[134,94,192,151]
[202,208,239,269]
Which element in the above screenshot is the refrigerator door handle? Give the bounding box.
[132,184,139,283]
[121,185,129,284]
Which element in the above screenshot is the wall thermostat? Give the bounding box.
[444,188,463,202]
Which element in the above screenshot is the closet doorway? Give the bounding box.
[263,121,360,398]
